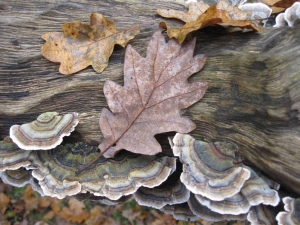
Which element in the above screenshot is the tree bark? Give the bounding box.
[0,0,299,195]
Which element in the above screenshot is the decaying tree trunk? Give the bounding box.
[0,0,299,196]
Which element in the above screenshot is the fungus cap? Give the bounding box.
[0,168,44,196]
[28,143,176,199]
[188,193,247,222]
[194,166,280,215]
[0,137,31,171]
[276,197,300,225]
[134,163,190,209]
[160,203,200,222]
[238,3,272,20]
[171,133,250,201]
[10,112,79,150]
[247,205,277,225]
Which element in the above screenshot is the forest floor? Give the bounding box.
[0,180,249,225]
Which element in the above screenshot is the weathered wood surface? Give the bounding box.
[0,0,299,195]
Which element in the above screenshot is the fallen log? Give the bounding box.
[0,0,299,196]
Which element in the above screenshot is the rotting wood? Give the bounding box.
[0,0,299,195]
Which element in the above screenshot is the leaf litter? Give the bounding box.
[0,180,250,225]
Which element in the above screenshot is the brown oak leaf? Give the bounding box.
[41,13,140,75]
[158,0,263,44]
[97,30,208,159]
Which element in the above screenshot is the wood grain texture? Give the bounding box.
[0,0,299,195]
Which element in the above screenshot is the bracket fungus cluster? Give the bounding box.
[0,132,176,204]
[166,133,280,224]
[170,134,251,201]
[274,2,300,27]
[29,145,176,199]
[0,112,284,224]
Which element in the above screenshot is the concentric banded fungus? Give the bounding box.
[10,112,79,150]
[0,137,31,171]
[0,168,33,187]
[28,143,176,199]
[188,193,247,222]
[0,168,44,196]
[194,166,280,215]
[161,203,200,222]
[276,197,300,225]
[238,3,272,20]
[274,2,300,27]
[248,205,277,225]
[133,163,190,209]
[254,170,280,191]
[171,133,250,201]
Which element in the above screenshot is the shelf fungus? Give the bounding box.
[276,197,300,225]
[274,2,300,27]
[170,133,250,201]
[188,193,247,222]
[194,166,280,215]
[27,143,176,199]
[133,163,190,209]
[160,203,200,222]
[238,3,272,20]
[0,168,44,196]
[247,205,278,225]
[9,112,79,150]
[75,193,132,206]
[0,137,32,171]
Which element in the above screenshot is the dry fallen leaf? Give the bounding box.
[0,193,10,214]
[158,1,263,44]
[79,30,208,170]
[84,206,103,225]
[149,211,177,225]
[22,185,40,216]
[41,13,141,75]
[58,197,88,223]
[96,30,208,159]
[122,209,141,224]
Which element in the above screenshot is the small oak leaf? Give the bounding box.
[97,30,208,158]
[158,0,263,44]
[41,13,140,75]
